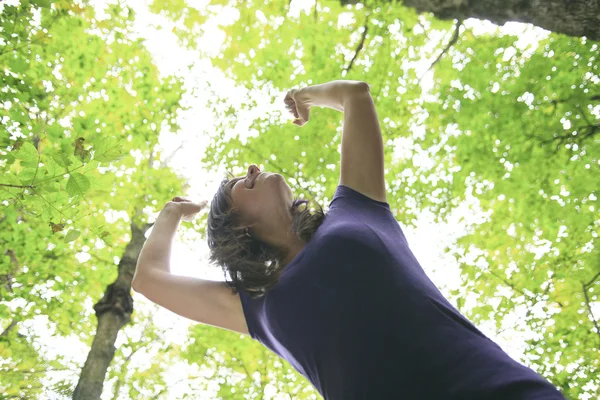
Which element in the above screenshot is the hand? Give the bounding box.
[162,197,208,222]
[284,88,310,126]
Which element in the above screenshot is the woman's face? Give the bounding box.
[230,164,294,233]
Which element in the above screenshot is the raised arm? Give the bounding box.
[286,80,386,203]
[132,199,249,335]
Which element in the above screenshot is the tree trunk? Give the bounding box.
[342,0,600,41]
[72,221,152,400]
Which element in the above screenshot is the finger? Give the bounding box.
[297,106,309,122]
[285,103,297,114]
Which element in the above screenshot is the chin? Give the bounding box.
[263,172,284,183]
[269,173,293,198]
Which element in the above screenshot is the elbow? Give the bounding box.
[345,81,371,98]
[344,81,370,96]
[353,81,370,93]
[341,81,371,107]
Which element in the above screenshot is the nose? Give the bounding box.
[247,164,260,177]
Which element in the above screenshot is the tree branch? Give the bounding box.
[1,367,71,374]
[1,249,20,294]
[582,283,600,342]
[344,15,369,73]
[581,269,600,342]
[159,141,186,169]
[420,19,462,80]
[1,319,18,337]
[1,11,63,57]
[523,122,600,154]
[0,8,20,57]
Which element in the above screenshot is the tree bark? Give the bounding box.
[342,0,600,41]
[72,221,152,400]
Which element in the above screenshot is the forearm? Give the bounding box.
[297,80,369,112]
[133,207,181,283]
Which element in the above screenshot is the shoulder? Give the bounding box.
[317,225,381,259]
[329,185,390,211]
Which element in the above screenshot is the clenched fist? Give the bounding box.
[284,88,311,126]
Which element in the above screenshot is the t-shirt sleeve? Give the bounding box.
[329,185,391,211]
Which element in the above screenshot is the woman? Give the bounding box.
[133,80,565,399]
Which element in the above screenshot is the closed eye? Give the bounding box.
[230,177,250,191]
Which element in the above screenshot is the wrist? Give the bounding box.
[295,86,315,107]
[297,82,343,111]
[158,204,183,222]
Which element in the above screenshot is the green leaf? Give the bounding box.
[64,229,81,243]
[0,173,23,192]
[18,168,38,185]
[39,181,60,192]
[53,153,73,168]
[4,153,16,166]
[42,155,64,177]
[32,0,51,8]
[93,137,125,163]
[66,173,90,196]
[9,57,30,74]
[14,142,38,163]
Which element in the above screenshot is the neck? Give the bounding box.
[281,235,305,266]
[260,219,305,266]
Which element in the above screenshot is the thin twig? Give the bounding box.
[344,15,369,73]
[584,270,600,289]
[488,269,529,298]
[419,19,462,81]
[0,183,33,189]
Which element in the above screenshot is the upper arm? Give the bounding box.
[339,82,387,203]
[132,270,249,335]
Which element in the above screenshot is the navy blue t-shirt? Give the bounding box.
[239,185,564,400]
